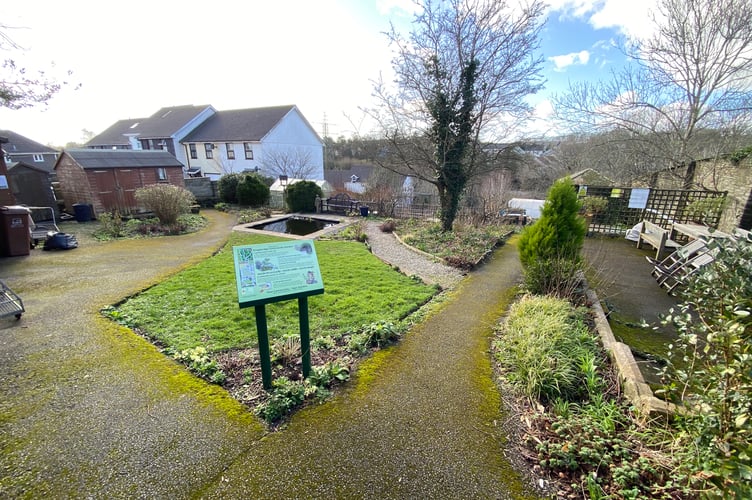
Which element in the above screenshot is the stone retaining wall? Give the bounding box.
[586,288,678,420]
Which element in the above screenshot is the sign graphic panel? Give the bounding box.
[233,239,324,307]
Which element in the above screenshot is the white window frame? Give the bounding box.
[33,154,44,162]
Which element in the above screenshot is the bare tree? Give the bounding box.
[366,0,546,231]
[260,147,317,179]
[1,24,75,109]
[553,0,752,183]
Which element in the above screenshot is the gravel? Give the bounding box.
[363,221,465,289]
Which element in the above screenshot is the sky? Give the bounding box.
[0,0,657,148]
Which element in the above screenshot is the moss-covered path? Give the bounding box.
[203,239,536,499]
[1,214,537,498]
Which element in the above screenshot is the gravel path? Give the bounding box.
[363,221,465,289]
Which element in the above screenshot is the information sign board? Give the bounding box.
[233,239,324,308]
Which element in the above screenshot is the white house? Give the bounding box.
[180,105,324,180]
[85,105,217,168]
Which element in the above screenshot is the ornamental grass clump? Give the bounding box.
[493,294,597,403]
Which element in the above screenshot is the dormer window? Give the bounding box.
[33,154,44,162]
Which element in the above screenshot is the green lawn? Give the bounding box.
[113,232,438,353]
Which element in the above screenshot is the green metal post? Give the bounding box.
[255,305,273,390]
[299,296,311,378]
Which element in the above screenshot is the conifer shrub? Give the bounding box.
[236,174,270,207]
[285,181,322,212]
[518,177,586,296]
[218,173,242,204]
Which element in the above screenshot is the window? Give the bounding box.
[33,154,44,162]
[244,143,254,160]
[226,143,235,160]
[157,167,167,181]
[205,143,213,159]
[189,144,197,159]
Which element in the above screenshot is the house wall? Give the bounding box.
[260,108,324,180]
[171,107,216,166]
[0,139,14,205]
[7,152,59,175]
[185,141,259,178]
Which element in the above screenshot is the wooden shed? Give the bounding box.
[54,149,185,215]
[6,161,58,214]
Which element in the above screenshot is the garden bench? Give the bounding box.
[319,193,359,214]
[637,220,680,260]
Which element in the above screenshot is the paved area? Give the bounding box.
[0,210,266,498]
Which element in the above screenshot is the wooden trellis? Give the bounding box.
[578,186,727,236]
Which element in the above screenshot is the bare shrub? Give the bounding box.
[134,184,196,225]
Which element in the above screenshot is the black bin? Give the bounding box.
[359,206,369,217]
[73,203,93,222]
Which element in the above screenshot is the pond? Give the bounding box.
[246,216,341,236]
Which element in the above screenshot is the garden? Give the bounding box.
[95,178,751,498]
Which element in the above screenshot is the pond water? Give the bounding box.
[247,216,340,236]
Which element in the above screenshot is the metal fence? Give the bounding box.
[360,199,441,219]
[580,186,727,237]
[360,187,728,238]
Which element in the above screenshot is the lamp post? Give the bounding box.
[279,175,288,210]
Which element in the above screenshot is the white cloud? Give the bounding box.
[546,0,656,41]
[376,0,420,16]
[549,50,591,72]
[588,0,657,41]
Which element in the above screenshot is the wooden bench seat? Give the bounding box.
[319,193,359,214]
[637,220,680,260]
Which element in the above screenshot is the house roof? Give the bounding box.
[7,161,51,174]
[84,119,145,147]
[181,105,296,142]
[0,129,59,154]
[85,105,213,146]
[324,164,376,186]
[60,149,184,169]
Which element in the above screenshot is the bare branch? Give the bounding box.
[553,0,752,179]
